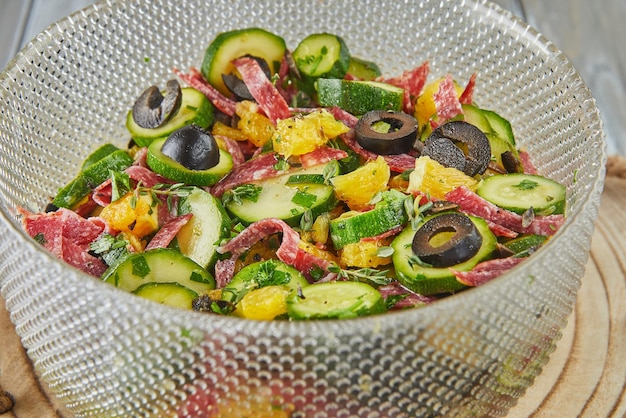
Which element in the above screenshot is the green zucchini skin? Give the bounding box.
[52,149,134,209]
[316,78,404,115]
[126,88,214,147]
[329,189,408,250]
[146,137,233,187]
[347,56,382,81]
[391,214,497,296]
[201,27,287,97]
[286,281,386,320]
[133,282,199,310]
[476,173,566,216]
[102,248,215,296]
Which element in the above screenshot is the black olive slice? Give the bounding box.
[411,213,483,268]
[423,121,491,176]
[222,55,272,101]
[161,125,220,171]
[422,136,467,172]
[355,110,418,155]
[132,79,182,129]
[501,150,523,173]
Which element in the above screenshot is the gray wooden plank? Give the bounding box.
[520,0,626,156]
[0,0,32,69]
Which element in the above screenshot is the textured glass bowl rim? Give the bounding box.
[0,0,607,331]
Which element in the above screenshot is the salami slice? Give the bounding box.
[233,57,291,123]
[210,152,281,197]
[452,256,525,287]
[145,213,193,250]
[380,61,429,114]
[445,186,565,236]
[20,208,107,277]
[459,73,477,105]
[433,74,463,122]
[300,146,348,168]
[519,150,539,175]
[174,67,237,116]
[215,135,246,167]
[378,282,436,310]
[340,130,416,173]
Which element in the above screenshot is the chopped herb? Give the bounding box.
[110,170,131,202]
[89,233,130,267]
[309,264,325,281]
[513,179,539,190]
[328,264,392,286]
[407,254,432,269]
[376,246,395,258]
[323,160,340,184]
[292,190,317,208]
[385,294,408,310]
[131,255,150,277]
[273,157,290,171]
[299,209,314,231]
[33,232,46,245]
[222,184,262,206]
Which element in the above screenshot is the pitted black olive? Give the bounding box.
[411,212,483,268]
[222,55,272,101]
[355,110,418,155]
[423,121,491,176]
[422,136,467,172]
[161,124,220,171]
[132,79,182,129]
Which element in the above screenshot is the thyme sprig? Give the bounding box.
[130,182,195,212]
[328,264,392,286]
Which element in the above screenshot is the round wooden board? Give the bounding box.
[1,157,626,417]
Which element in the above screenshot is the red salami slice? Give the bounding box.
[300,146,348,168]
[233,57,291,123]
[215,135,246,167]
[433,74,463,122]
[519,150,539,175]
[452,256,525,287]
[210,152,281,197]
[145,213,193,250]
[174,67,237,117]
[328,106,359,129]
[445,186,564,236]
[20,208,107,277]
[459,73,477,105]
[380,61,429,114]
[378,282,436,309]
[132,147,149,167]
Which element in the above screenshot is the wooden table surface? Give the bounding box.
[1,1,625,417]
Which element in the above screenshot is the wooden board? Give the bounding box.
[1,156,626,416]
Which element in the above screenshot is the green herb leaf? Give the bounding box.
[292,190,317,208]
[131,256,150,277]
[222,184,263,206]
[514,179,539,190]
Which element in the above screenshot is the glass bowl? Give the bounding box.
[0,0,605,416]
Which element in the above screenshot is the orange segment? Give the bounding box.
[414,77,463,128]
[340,238,392,268]
[272,109,349,157]
[236,100,275,147]
[407,156,478,200]
[234,285,290,320]
[331,156,390,210]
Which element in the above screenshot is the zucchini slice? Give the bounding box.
[329,189,408,249]
[391,214,497,295]
[176,187,231,268]
[286,281,386,320]
[292,33,351,95]
[347,56,382,81]
[201,27,287,96]
[102,248,215,296]
[52,149,134,209]
[133,282,199,310]
[126,87,214,147]
[146,137,233,187]
[316,78,404,115]
[222,259,309,303]
[476,173,566,216]
[224,164,336,227]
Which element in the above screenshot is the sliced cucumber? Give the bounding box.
[476,173,566,216]
[292,33,351,95]
[102,248,215,296]
[329,189,407,250]
[201,27,287,96]
[147,137,233,187]
[52,149,134,209]
[133,282,198,310]
[482,109,515,145]
[316,78,404,115]
[224,164,336,227]
[222,259,309,303]
[80,143,121,172]
[391,214,497,295]
[126,88,214,147]
[176,187,231,268]
[286,281,386,320]
[347,56,382,81]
